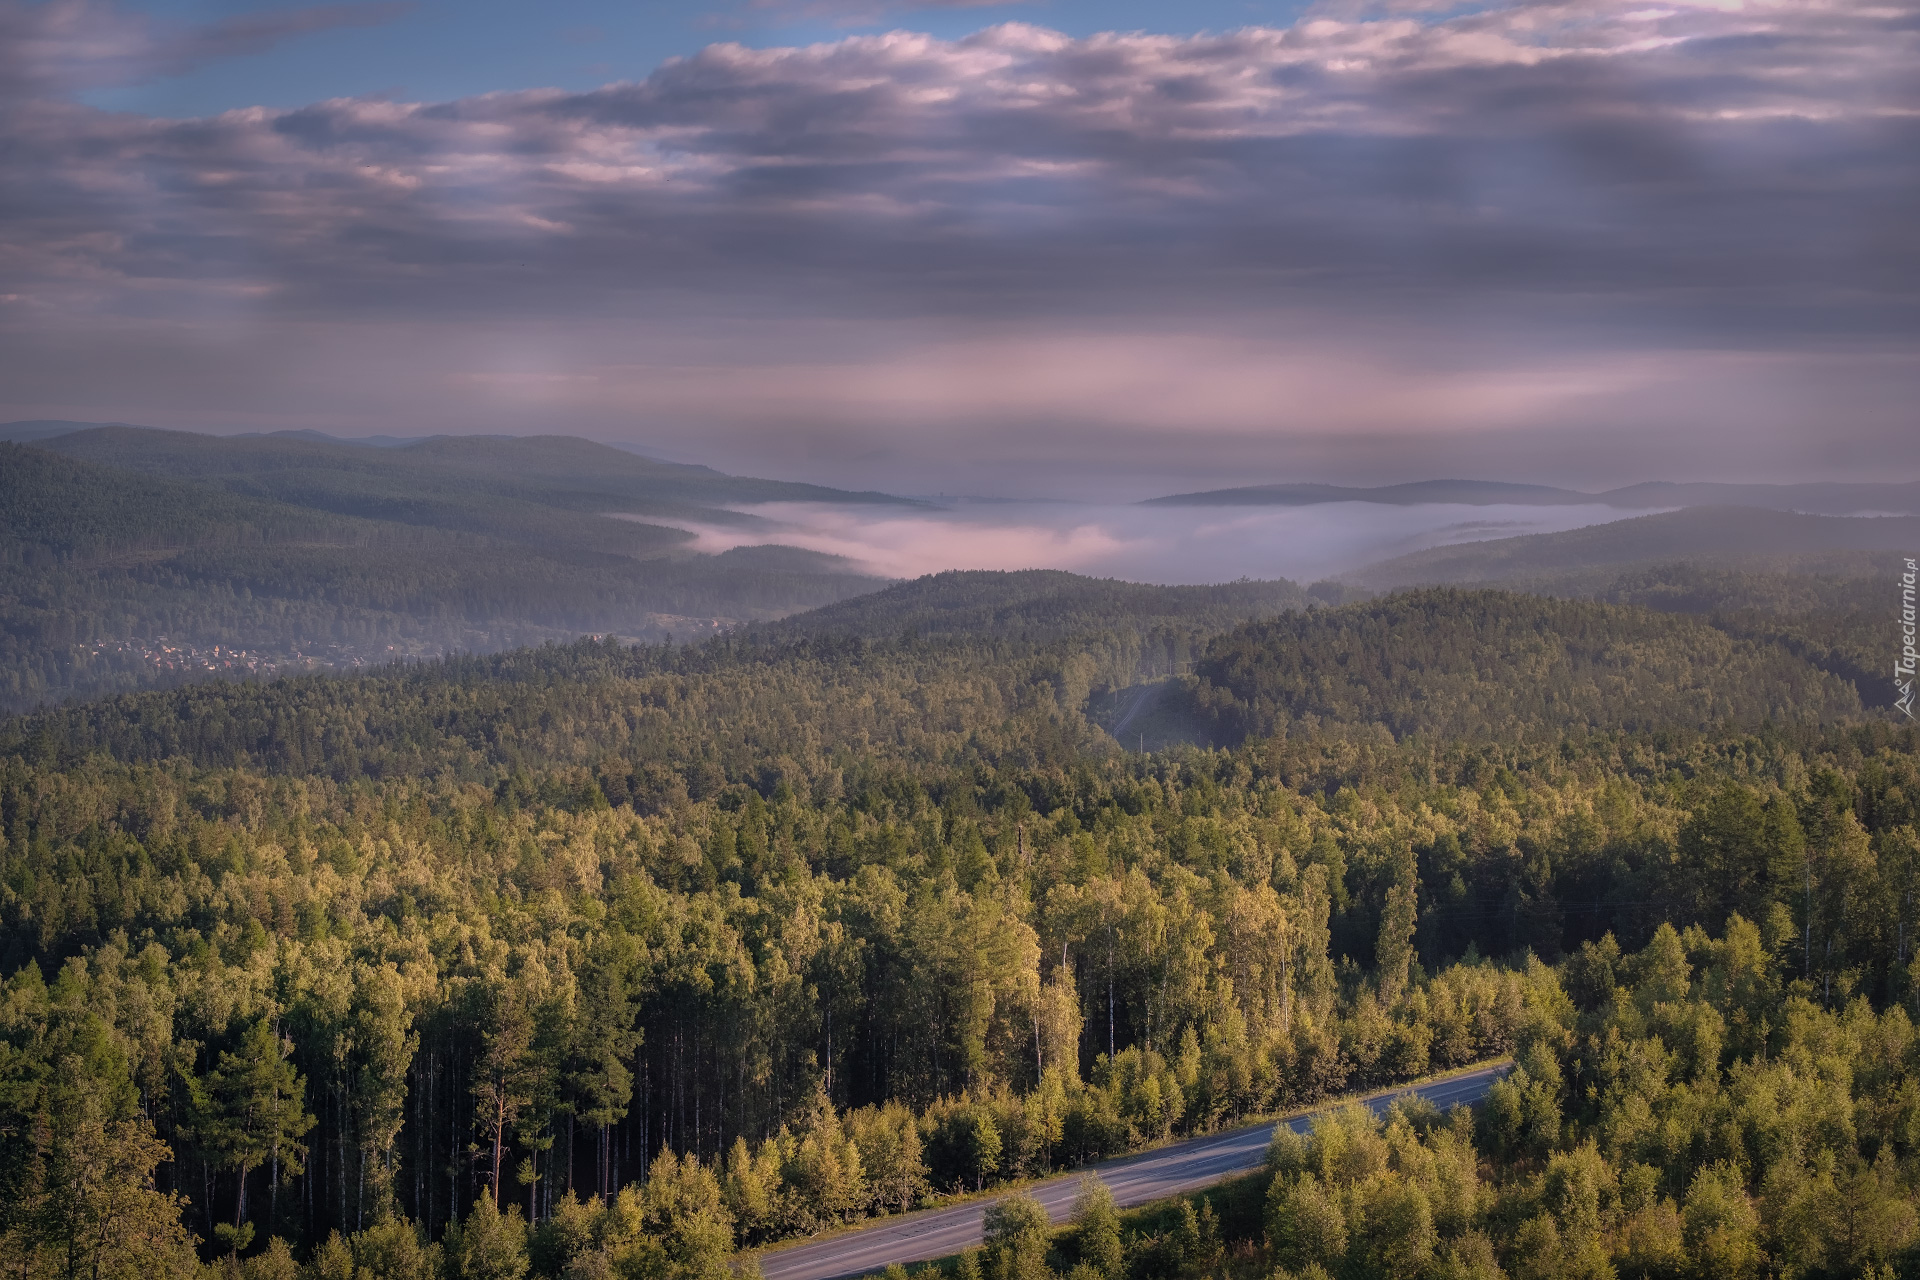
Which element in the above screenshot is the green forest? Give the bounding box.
[2,557,1918,1279]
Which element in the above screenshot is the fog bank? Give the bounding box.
[655,501,1651,585]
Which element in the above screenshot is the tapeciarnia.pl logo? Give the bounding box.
[1900,557,1918,720]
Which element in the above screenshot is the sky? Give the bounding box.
[2,0,1916,497]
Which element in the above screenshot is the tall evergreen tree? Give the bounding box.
[183,1017,314,1237]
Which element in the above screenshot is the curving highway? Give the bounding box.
[756,1062,1510,1280]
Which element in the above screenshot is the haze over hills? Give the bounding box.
[35,424,913,524]
[3,421,443,448]
[4,419,715,464]
[1343,505,1920,592]
[0,431,895,711]
[24,421,1917,517]
[1145,477,1920,514]
[7,419,1916,717]
[0,419,148,444]
[237,428,494,449]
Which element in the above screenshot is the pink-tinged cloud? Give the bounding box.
[0,0,414,95]
[4,4,1914,315]
[0,1,1915,487]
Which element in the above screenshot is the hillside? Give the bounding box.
[1203,588,1861,739]
[1145,478,1920,514]
[6,581,1877,788]
[763,569,1312,647]
[3,577,1918,1278]
[1323,509,1912,723]
[1090,586,1874,750]
[0,569,1308,785]
[0,444,342,556]
[0,438,886,711]
[1343,505,1918,592]
[40,424,912,539]
[1141,479,1595,506]
[0,419,143,444]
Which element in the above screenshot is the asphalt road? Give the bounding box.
[756,1062,1510,1280]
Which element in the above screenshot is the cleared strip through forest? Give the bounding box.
[756,1061,1511,1280]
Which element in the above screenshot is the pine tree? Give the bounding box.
[183,1017,314,1239]
[567,929,644,1202]
[471,980,538,1211]
[348,964,418,1226]
[1376,844,1419,1006]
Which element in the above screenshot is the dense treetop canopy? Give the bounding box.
[1,545,1917,1279]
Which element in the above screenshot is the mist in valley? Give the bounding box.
[646,500,1652,585]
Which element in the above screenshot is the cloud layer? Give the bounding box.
[1,0,413,96]
[2,0,1915,487]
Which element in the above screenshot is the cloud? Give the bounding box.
[0,0,415,96]
[3,4,1912,317]
[732,0,1031,28]
[0,1,1915,487]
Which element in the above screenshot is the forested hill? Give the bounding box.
[5,573,1920,1277]
[1145,477,1920,514]
[0,445,341,556]
[1345,505,1917,593]
[0,630,1119,787]
[760,570,1313,647]
[1325,511,1904,730]
[0,434,891,712]
[38,425,910,520]
[1,586,1873,792]
[1176,589,1865,746]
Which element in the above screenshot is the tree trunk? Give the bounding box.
[1805,848,1813,978]
[492,1088,507,1209]
[1107,926,1116,1060]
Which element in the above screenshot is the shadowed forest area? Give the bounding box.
[2,555,1919,1279]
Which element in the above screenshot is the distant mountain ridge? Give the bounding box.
[1144,480,1593,507]
[31,424,913,511]
[1345,506,1920,591]
[0,420,899,496]
[236,428,489,449]
[1144,477,1920,514]
[0,419,146,443]
[0,430,893,711]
